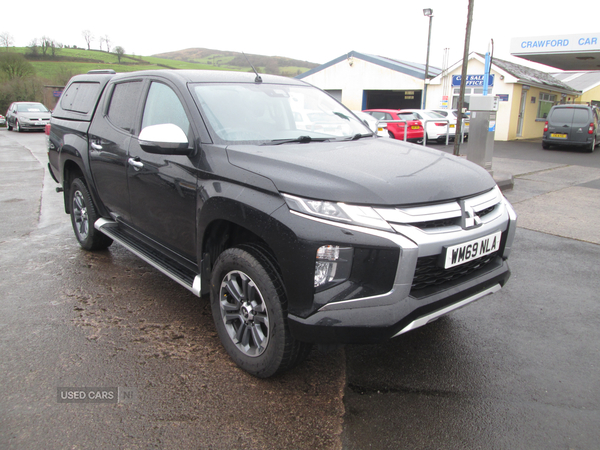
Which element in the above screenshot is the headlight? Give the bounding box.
[283,194,393,231]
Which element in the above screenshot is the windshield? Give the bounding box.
[191,83,372,143]
[17,103,49,112]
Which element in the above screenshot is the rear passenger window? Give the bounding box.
[107,81,143,132]
[60,82,100,114]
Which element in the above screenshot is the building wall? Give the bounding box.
[300,57,424,111]
[577,84,600,106]
[426,58,576,141]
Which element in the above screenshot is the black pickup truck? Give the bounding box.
[47,69,517,377]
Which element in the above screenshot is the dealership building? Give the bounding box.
[298,33,600,141]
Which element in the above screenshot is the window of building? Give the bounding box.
[537,92,556,119]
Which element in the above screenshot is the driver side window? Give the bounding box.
[141,82,190,135]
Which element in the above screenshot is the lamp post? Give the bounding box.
[422,8,433,109]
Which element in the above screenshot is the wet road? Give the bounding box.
[1,130,599,449]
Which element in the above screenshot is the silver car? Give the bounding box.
[6,102,51,132]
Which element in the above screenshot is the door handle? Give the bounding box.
[128,158,144,170]
[91,142,103,150]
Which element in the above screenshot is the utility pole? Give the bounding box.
[453,0,474,156]
[422,8,434,109]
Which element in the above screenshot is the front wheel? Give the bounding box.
[210,246,311,378]
[15,120,21,132]
[69,178,113,251]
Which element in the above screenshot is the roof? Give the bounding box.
[477,53,580,94]
[550,71,600,93]
[296,50,442,81]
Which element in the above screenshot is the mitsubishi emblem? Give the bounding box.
[459,201,482,230]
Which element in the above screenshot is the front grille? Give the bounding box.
[411,251,498,292]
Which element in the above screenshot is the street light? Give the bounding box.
[422,8,433,109]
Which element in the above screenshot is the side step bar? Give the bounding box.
[95,218,201,296]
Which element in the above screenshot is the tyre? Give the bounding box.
[588,137,596,153]
[388,130,395,139]
[15,120,21,132]
[69,178,113,251]
[7,121,12,131]
[210,246,312,378]
[542,142,550,150]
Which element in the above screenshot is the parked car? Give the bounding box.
[542,104,599,152]
[0,114,6,127]
[432,109,470,138]
[362,109,424,142]
[6,102,51,132]
[398,109,454,143]
[352,111,389,137]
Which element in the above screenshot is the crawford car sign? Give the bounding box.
[511,33,600,54]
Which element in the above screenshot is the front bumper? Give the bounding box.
[287,189,517,344]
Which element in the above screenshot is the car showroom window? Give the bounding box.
[107,81,143,133]
[141,82,190,135]
[537,93,556,119]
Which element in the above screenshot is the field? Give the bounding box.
[4,47,314,84]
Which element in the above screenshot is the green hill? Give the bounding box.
[153,48,319,77]
[2,46,318,85]
[0,46,319,112]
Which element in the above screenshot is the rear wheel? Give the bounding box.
[542,142,551,150]
[6,120,12,131]
[69,178,113,251]
[210,246,311,378]
[588,137,596,153]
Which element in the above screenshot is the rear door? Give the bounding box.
[89,79,144,223]
[571,107,592,145]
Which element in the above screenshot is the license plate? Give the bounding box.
[35,121,45,126]
[465,122,470,126]
[410,126,420,130]
[442,231,502,269]
[450,124,455,128]
[551,133,567,138]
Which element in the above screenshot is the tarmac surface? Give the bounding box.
[1,130,599,449]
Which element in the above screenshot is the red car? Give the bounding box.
[362,109,424,142]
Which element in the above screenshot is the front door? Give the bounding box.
[517,89,527,137]
[127,80,197,261]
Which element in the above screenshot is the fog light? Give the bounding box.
[314,261,337,288]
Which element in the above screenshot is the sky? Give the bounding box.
[2,0,599,72]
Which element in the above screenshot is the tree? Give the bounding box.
[0,52,36,80]
[0,32,14,50]
[40,36,52,56]
[114,46,125,63]
[28,39,39,56]
[103,35,111,53]
[82,30,93,50]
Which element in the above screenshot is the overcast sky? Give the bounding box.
[3,0,598,71]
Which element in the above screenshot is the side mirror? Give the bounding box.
[138,123,191,155]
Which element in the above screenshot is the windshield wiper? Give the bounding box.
[345,133,373,141]
[263,136,331,145]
